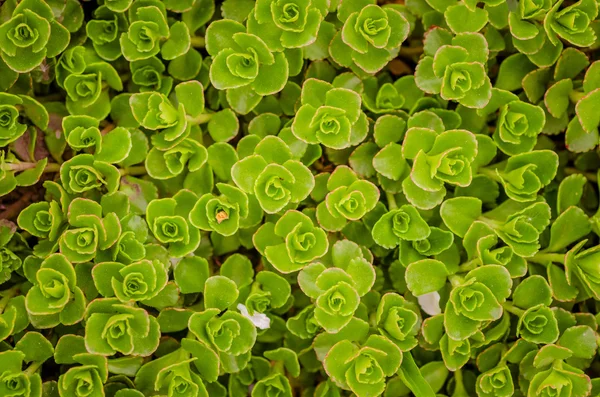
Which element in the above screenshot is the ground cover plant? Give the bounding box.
[0,0,599,396]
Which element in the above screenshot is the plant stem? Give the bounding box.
[186,113,212,125]
[0,191,35,220]
[448,274,464,288]
[190,36,206,48]
[569,90,585,104]
[453,368,463,386]
[0,284,21,312]
[478,166,501,181]
[388,59,412,76]
[528,252,565,264]
[120,73,131,84]
[565,167,598,182]
[101,123,115,135]
[25,360,44,376]
[36,93,65,103]
[120,165,147,176]
[386,192,398,210]
[450,369,470,397]
[457,258,481,273]
[399,46,423,57]
[45,163,61,173]
[272,360,285,375]
[502,301,525,317]
[4,162,60,173]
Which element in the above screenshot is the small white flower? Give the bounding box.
[417,291,441,316]
[237,303,271,330]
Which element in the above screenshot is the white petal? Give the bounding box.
[417,291,441,316]
[237,303,271,330]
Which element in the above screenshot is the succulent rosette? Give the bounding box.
[476,366,514,397]
[0,351,42,397]
[189,183,249,237]
[441,197,552,257]
[375,293,421,351]
[1,0,600,394]
[17,201,63,241]
[24,254,86,328]
[292,78,368,150]
[329,0,409,74]
[129,91,189,150]
[58,198,121,263]
[59,154,121,196]
[252,373,293,397]
[188,308,257,373]
[84,298,160,356]
[232,136,314,214]
[61,115,133,164]
[462,223,527,278]
[371,205,430,249]
[399,226,455,266]
[439,265,511,341]
[119,0,190,61]
[129,57,173,95]
[324,335,402,397]
[415,32,492,108]
[58,354,108,397]
[91,259,168,303]
[243,270,291,316]
[135,348,210,397]
[516,304,560,344]
[528,363,591,397]
[247,0,329,51]
[362,75,424,114]
[487,150,559,202]
[315,166,380,232]
[54,46,125,120]
[254,210,328,273]
[402,128,478,210]
[146,190,200,258]
[477,89,547,155]
[0,221,24,283]
[86,6,128,61]
[0,94,28,148]
[0,0,70,72]
[206,20,289,110]
[298,240,375,332]
[545,0,598,47]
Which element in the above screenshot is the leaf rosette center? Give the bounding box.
[382,307,418,341]
[353,353,385,384]
[556,8,589,33]
[209,318,241,352]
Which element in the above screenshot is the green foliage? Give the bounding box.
[415,32,491,108]
[330,2,410,74]
[292,78,369,149]
[146,190,201,257]
[256,210,328,273]
[25,253,86,328]
[0,0,70,73]
[0,0,599,396]
[324,335,402,397]
[248,0,329,51]
[232,136,314,213]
